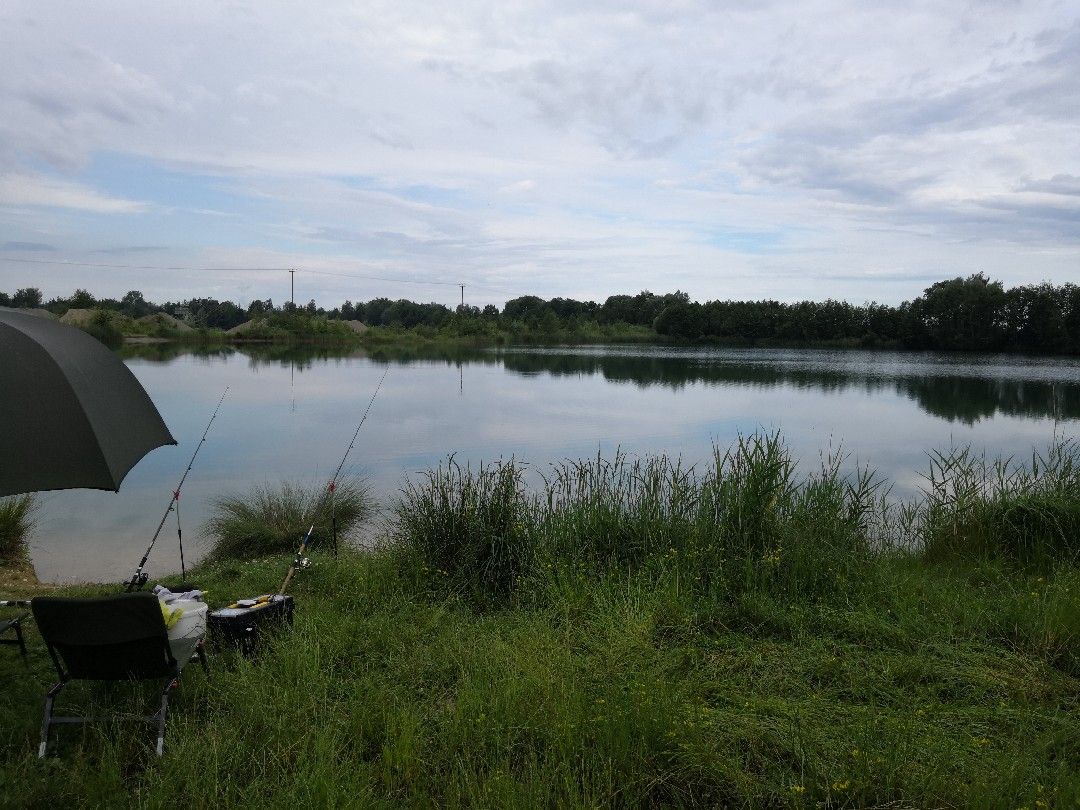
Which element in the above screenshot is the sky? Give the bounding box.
[0,0,1077,310]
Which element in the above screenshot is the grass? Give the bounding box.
[917,440,1080,567]
[0,494,35,563]
[202,477,374,561]
[0,436,1078,808]
[396,435,886,610]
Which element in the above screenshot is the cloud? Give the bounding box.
[0,173,146,213]
[0,1,1076,306]
[1019,174,1080,196]
[499,179,536,193]
[91,245,167,254]
[370,129,415,150]
[1,240,54,251]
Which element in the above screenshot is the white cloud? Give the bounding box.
[0,173,146,213]
[499,179,537,193]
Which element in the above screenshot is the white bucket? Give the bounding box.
[167,599,208,641]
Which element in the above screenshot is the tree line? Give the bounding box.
[4,274,1080,354]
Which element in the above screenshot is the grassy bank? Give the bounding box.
[0,437,1078,807]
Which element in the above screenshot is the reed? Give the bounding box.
[203,477,374,560]
[394,457,531,605]
[916,438,1080,566]
[0,494,34,562]
[397,433,887,607]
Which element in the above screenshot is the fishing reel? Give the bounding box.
[291,555,312,571]
[124,570,150,593]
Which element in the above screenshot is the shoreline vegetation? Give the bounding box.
[1,434,1078,806]
[0,494,37,590]
[5,272,1080,354]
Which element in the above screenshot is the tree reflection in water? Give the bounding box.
[119,342,1080,425]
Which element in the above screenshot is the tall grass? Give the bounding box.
[395,457,530,605]
[203,477,373,560]
[0,494,35,562]
[396,434,888,608]
[916,438,1080,566]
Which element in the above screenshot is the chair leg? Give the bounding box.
[155,679,175,757]
[39,682,65,758]
[14,620,26,658]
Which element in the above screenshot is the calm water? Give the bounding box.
[26,343,1080,583]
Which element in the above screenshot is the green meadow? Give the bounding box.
[0,434,1077,808]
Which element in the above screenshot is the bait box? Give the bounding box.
[208,594,294,654]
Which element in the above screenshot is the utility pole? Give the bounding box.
[459,284,465,309]
[289,269,295,306]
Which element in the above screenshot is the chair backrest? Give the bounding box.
[32,593,176,680]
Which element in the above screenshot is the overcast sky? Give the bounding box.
[0,1,1077,309]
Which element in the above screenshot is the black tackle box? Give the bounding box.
[208,594,294,654]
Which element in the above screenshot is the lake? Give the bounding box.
[25,343,1080,583]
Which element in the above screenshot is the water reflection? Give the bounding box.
[125,343,1080,425]
[492,349,1080,425]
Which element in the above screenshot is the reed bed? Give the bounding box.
[396,433,889,608]
[916,438,1080,565]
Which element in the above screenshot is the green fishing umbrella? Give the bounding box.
[0,308,176,497]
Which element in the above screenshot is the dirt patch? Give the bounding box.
[59,308,97,326]
[0,558,46,596]
[227,319,259,334]
[137,312,193,332]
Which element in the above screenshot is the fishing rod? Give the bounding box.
[125,387,229,592]
[278,366,389,596]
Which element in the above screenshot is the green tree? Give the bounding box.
[914,273,1007,351]
[654,303,703,338]
[68,289,96,308]
[502,296,546,322]
[120,290,151,317]
[12,287,42,308]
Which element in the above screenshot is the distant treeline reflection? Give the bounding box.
[491,351,1078,425]
[122,342,1080,425]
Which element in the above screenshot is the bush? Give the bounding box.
[0,494,35,562]
[79,310,124,347]
[203,478,374,560]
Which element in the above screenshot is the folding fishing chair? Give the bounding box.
[31,592,209,757]
[0,611,29,657]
